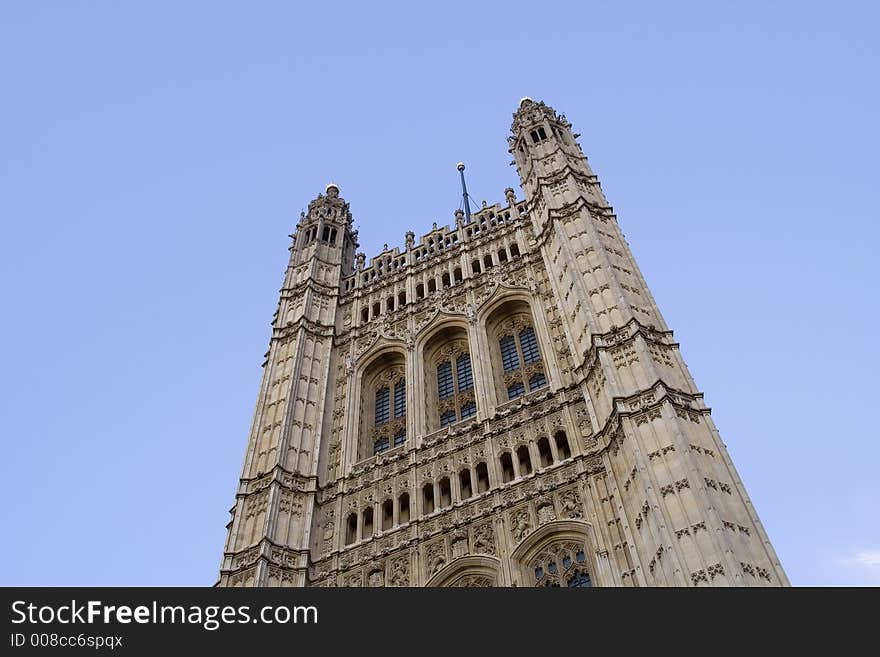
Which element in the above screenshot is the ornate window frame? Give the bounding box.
[354,350,408,461]
[509,520,599,588]
[425,555,502,587]
[490,312,548,402]
[426,336,477,430]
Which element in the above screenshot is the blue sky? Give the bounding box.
[1,2,877,586]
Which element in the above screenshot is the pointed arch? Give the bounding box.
[425,555,502,587]
[482,296,550,403]
[509,520,599,587]
[352,346,408,461]
[418,319,477,432]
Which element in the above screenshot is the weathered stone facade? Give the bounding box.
[217,98,788,587]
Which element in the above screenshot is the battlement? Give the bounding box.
[341,191,529,295]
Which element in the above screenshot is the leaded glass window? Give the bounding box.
[530,542,592,588]
[497,319,547,400]
[567,570,592,587]
[519,327,541,363]
[434,345,478,428]
[394,380,406,418]
[500,335,519,373]
[508,381,525,400]
[437,362,454,399]
[366,366,406,459]
[375,386,390,425]
[456,354,473,391]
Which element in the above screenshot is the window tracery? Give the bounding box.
[530,541,592,588]
[494,314,548,400]
[430,338,477,428]
[359,353,407,460]
[369,368,406,454]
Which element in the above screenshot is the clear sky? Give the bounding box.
[1,2,877,586]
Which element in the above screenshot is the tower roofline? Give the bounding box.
[351,189,526,276]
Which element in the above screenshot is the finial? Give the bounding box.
[405,231,415,249]
[454,209,465,228]
[326,182,339,197]
[519,96,533,106]
[456,162,465,171]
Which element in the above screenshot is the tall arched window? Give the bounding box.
[425,327,477,430]
[487,301,548,402]
[359,353,407,459]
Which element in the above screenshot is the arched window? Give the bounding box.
[425,327,477,430]
[554,430,572,460]
[423,483,435,514]
[537,437,553,467]
[532,544,590,587]
[398,492,410,524]
[459,469,473,499]
[359,354,407,460]
[487,303,549,402]
[438,477,452,508]
[362,507,374,538]
[500,452,515,483]
[381,499,393,531]
[516,445,533,475]
[345,513,357,545]
[475,462,490,493]
[471,259,481,274]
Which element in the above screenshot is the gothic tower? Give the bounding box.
[218,99,788,587]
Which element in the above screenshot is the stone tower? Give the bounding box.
[218,98,788,587]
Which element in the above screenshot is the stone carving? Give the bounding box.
[425,541,446,575]
[451,535,469,559]
[510,509,532,541]
[368,569,385,587]
[389,556,410,587]
[472,522,496,555]
[537,501,556,524]
[559,488,583,519]
[452,575,494,587]
[343,571,362,587]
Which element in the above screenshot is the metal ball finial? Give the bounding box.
[456,162,465,171]
[519,96,533,106]
[326,182,339,195]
